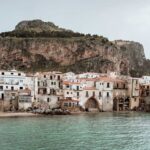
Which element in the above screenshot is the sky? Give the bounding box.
[0,0,150,58]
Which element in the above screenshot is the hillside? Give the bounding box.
[0,20,148,77]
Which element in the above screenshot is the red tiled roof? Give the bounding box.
[83,87,96,90]
[63,81,80,85]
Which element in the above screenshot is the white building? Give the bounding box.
[62,75,114,112]
[0,70,26,100]
[139,76,150,84]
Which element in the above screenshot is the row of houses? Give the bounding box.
[0,70,148,112]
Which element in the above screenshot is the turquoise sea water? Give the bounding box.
[0,112,150,150]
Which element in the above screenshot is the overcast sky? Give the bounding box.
[1,0,150,58]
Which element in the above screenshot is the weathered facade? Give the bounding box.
[36,71,63,109]
[0,70,143,112]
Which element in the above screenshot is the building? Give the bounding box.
[0,70,29,111]
[62,75,114,112]
[18,88,32,110]
[128,78,140,110]
[113,79,129,111]
[0,69,142,112]
[36,71,63,109]
[3,90,18,111]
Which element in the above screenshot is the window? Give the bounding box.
[58,76,60,80]
[38,81,40,86]
[66,85,69,88]
[99,92,101,97]
[107,83,110,88]
[1,93,4,100]
[20,87,23,90]
[54,82,56,85]
[51,82,53,85]
[11,73,14,75]
[57,97,60,101]
[134,98,136,102]
[50,76,53,80]
[44,75,46,78]
[6,86,8,89]
[107,92,109,97]
[77,86,79,90]
[123,84,126,89]
[1,72,4,75]
[18,73,21,76]
[93,91,95,97]
[64,103,68,107]
[67,92,69,94]
[0,86,3,90]
[117,83,119,88]
[77,92,79,97]
[47,98,50,102]
[69,102,71,107]
[86,91,89,97]
[11,86,14,91]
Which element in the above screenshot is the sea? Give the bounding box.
[0,112,150,150]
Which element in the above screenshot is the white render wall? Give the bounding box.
[102,91,113,111]
[79,90,102,110]
[0,70,27,99]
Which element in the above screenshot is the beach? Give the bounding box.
[0,112,40,118]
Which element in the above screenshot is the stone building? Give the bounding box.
[36,71,63,109]
[62,75,114,112]
[139,83,150,111]
[3,90,18,111]
[128,78,140,110]
[18,88,32,110]
[113,79,129,111]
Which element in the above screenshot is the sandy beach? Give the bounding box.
[0,112,41,118]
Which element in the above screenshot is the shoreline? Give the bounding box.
[0,112,42,118]
[0,111,147,118]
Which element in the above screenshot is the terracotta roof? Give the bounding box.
[63,81,81,85]
[79,78,99,81]
[99,77,126,83]
[83,87,97,90]
[99,77,114,82]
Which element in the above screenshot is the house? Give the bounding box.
[3,90,18,111]
[63,74,114,112]
[128,78,140,110]
[18,88,32,110]
[139,83,150,111]
[36,71,63,109]
[113,79,129,111]
[0,70,28,111]
[0,70,26,100]
[96,77,114,111]
[60,98,80,112]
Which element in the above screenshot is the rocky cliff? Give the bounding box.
[0,20,147,76]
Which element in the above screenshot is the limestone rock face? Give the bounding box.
[0,20,146,76]
[15,19,65,32]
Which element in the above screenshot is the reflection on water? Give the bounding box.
[0,112,150,150]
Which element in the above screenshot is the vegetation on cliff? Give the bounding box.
[0,20,148,77]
